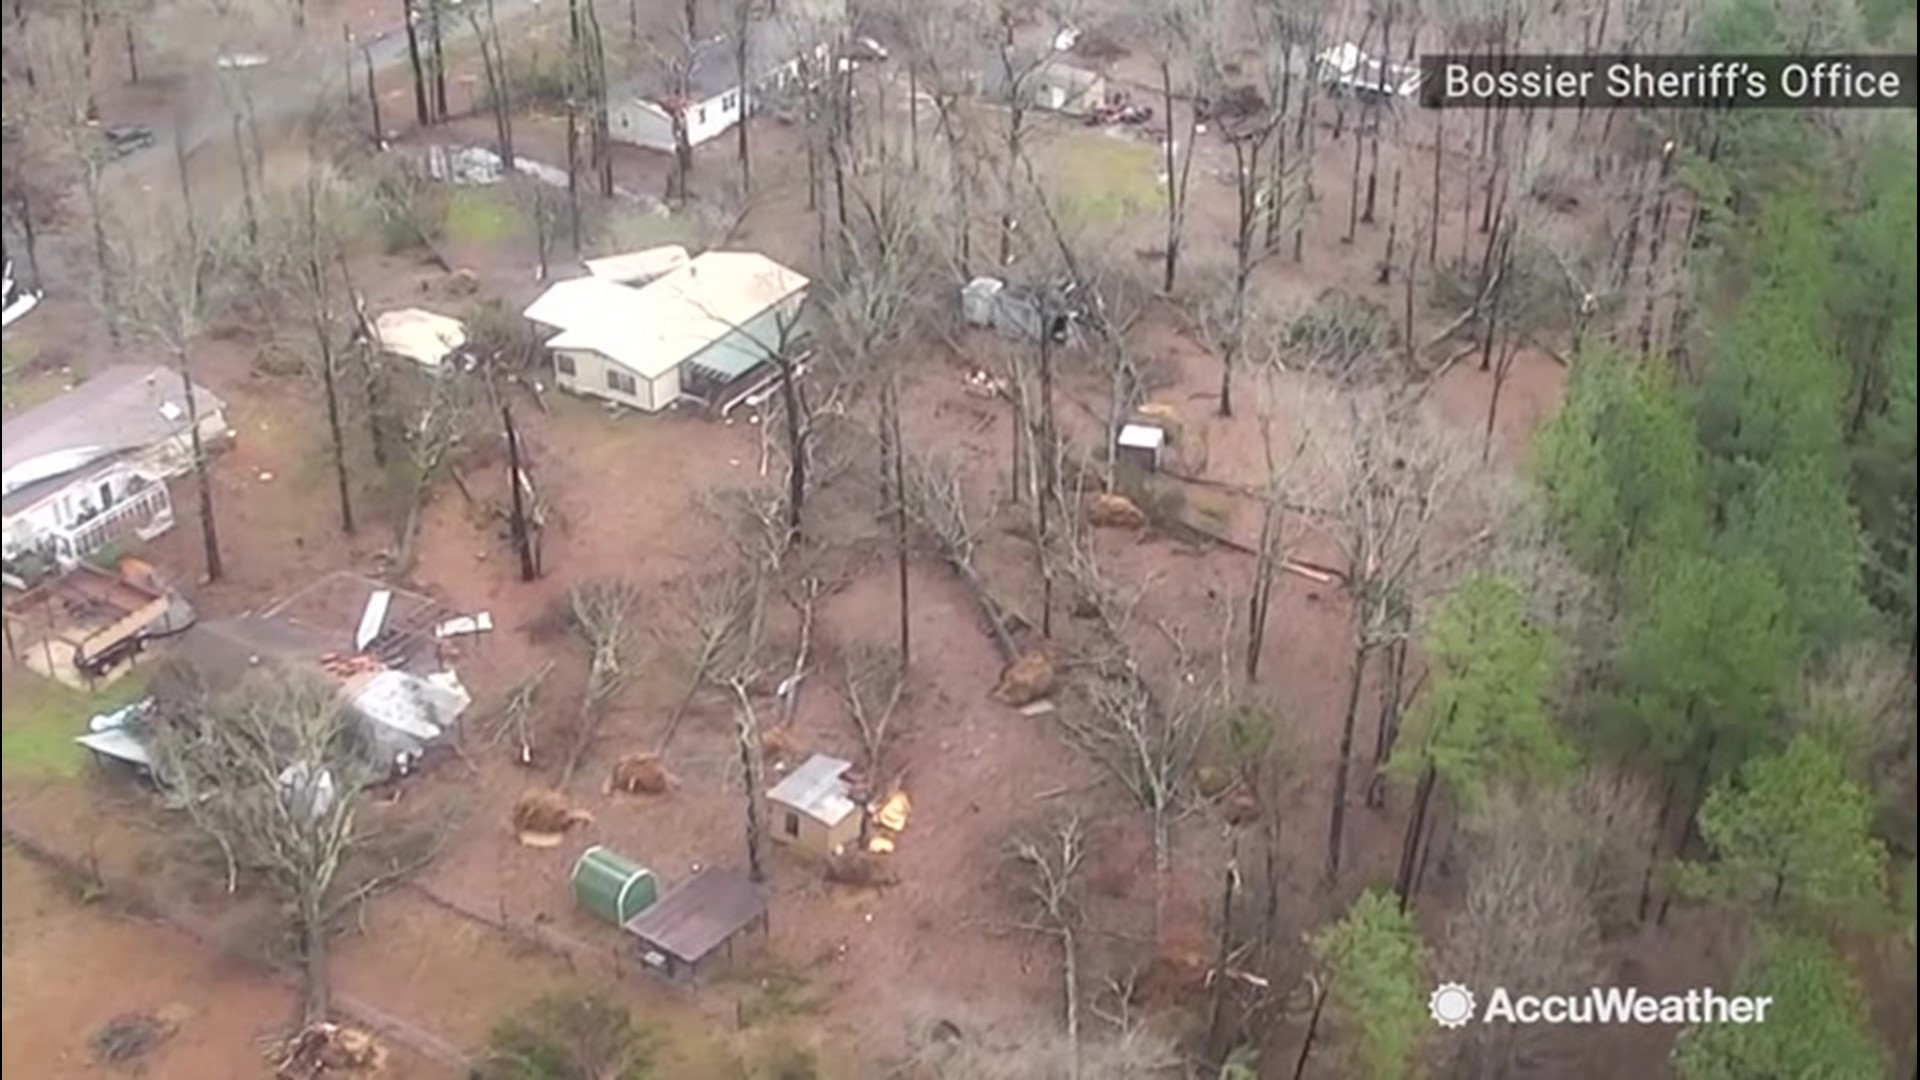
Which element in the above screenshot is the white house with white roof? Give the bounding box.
[523,250,810,413]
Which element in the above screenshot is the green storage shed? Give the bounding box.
[570,846,659,927]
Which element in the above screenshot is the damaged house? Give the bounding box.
[79,573,473,778]
[524,250,811,414]
[2,365,230,585]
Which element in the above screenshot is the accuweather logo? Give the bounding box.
[1427,982,1774,1026]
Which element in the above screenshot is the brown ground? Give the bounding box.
[5,1,1812,1077]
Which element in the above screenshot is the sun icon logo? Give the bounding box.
[1428,982,1477,1028]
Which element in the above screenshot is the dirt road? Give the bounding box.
[109,0,542,172]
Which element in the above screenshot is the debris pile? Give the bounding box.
[90,1010,180,1065]
[1086,493,1148,530]
[872,790,912,833]
[318,653,384,679]
[826,849,900,888]
[512,788,594,847]
[272,1023,387,1077]
[606,753,674,795]
[760,726,803,766]
[992,651,1057,707]
[963,369,1008,398]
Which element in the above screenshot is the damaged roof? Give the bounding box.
[528,251,809,379]
[3,364,226,497]
[766,753,858,826]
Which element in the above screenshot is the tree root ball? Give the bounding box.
[606,754,673,796]
[274,1022,388,1076]
[992,651,1057,707]
[512,788,593,845]
[1086,493,1148,529]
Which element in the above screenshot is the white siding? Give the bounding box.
[3,464,148,559]
[609,91,742,153]
[552,348,680,413]
[609,100,676,152]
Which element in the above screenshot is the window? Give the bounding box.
[696,105,708,125]
[723,92,740,113]
[784,812,801,838]
[606,369,637,396]
[554,353,576,376]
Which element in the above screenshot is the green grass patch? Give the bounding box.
[1195,498,1233,528]
[2,667,152,780]
[2,343,64,413]
[443,188,524,247]
[1037,131,1161,234]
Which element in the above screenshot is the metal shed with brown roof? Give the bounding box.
[622,866,768,983]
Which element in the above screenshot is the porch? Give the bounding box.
[51,481,174,568]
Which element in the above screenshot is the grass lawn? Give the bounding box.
[1,667,152,780]
[1034,129,1162,234]
[1,343,64,413]
[443,188,524,247]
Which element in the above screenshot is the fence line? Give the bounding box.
[0,817,472,1071]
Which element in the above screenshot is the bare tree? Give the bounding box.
[1208,74,1285,417]
[389,369,471,575]
[426,0,448,120]
[1010,817,1088,1080]
[840,643,909,779]
[1246,378,1316,680]
[469,0,516,168]
[1317,390,1475,877]
[146,670,375,1023]
[557,581,641,790]
[901,0,990,275]
[657,16,699,206]
[302,170,355,536]
[726,642,774,885]
[120,215,226,581]
[981,1,1081,268]
[903,452,1017,661]
[731,0,754,192]
[401,0,429,124]
[1440,787,1609,1078]
[1149,0,1215,292]
[655,567,761,754]
[1054,516,1229,929]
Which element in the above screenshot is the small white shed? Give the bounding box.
[767,753,862,857]
[962,277,1005,328]
[1117,423,1166,472]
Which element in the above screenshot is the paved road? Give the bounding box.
[113,0,542,171]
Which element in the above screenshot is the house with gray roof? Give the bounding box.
[608,19,828,152]
[2,364,230,584]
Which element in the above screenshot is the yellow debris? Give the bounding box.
[867,835,896,854]
[874,791,912,833]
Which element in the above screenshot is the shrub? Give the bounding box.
[477,990,652,1080]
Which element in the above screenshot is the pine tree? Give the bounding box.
[1677,734,1889,927]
